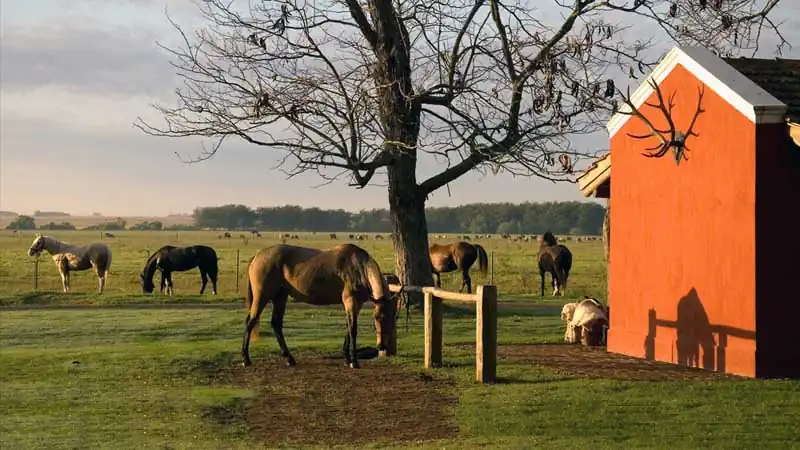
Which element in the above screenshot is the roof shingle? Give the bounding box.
[723,57,800,122]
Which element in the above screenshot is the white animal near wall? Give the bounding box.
[561,296,609,344]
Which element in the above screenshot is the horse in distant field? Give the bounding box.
[242,243,401,369]
[140,245,219,295]
[537,231,572,297]
[429,241,488,294]
[26,233,112,293]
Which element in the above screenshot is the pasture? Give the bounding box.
[2,230,800,449]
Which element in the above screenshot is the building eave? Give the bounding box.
[577,152,611,198]
[606,46,788,139]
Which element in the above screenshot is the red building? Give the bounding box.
[577,46,800,378]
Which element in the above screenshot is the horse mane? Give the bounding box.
[541,231,558,247]
[142,246,171,278]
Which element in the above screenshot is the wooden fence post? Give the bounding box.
[33,259,39,291]
[476,285,498,383]
[424,292,443,369]
[235,248,240,294]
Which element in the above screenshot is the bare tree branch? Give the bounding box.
[136,0,788,192]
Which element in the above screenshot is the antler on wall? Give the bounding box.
[617,78,706,165]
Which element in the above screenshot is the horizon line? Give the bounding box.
[1,198,605,217]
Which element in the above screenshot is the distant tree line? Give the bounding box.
[4,216,194,232]
[4,201,606,234]
[33,210,70,217]
[192,202,606,235]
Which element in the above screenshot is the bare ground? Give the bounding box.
[196,350,459,448]
[458,343,746,381]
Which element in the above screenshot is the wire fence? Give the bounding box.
[0,248,503,297]
[0,248,252,296]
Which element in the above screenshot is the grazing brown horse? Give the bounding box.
[537,231,573,297]
[429,241,489,294]
[241,243,400,369]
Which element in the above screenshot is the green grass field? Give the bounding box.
[0,230,606,299]
[2,230,800,450]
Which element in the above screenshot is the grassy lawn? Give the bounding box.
[2,297,799,450]
[2,230,799,449]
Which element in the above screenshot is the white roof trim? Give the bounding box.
[607,46,788,139]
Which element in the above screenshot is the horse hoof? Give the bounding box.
[242,360,252,368]
[349,362,359,369]
[286,357,297,367]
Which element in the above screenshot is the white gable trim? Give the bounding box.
[607,46,787,139]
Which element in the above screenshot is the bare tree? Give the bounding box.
[136,0,787,306]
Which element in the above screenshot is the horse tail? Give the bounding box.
[337,246,372,291]
[245,274,260,343]
[474,244,489,276]
[557,248,572,290]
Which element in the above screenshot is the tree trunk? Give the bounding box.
[367,4,432,307]
[603,201,610,303]
[602,202,610,263]
[388,156,434,310]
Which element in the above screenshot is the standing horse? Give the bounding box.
[140,245,219,295]
[537,231,573,297]
[26,233,112,293]
[429,241,489,294]
[242,243,400,369]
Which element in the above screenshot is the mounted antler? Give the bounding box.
[617,79,705,165]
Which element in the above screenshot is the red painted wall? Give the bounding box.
[608,64,758,377]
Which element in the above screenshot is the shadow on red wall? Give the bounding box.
[644,287,755,374]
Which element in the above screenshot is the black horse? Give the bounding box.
[537,231,573,297]
[140,245,219,295]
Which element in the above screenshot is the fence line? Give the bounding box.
[18,249,501,297]
[389,283,498,384]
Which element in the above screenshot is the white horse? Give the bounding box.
[561,296,609,344]
[27,233,112,293]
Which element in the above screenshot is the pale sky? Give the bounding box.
[1,0,797,216]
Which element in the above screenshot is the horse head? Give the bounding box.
[541,230,558,247]
[560,302,579,322]
[373,273,404,356]
[140,273,156,294]
[27,233,46,257]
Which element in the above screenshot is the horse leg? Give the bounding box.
[561,269,570,296]
[270,294,296,367]
[159,271,167,295]
[210,270,218,295]
[241,288,269,367]
[342,296,361,369]
[199,270,208,295]
[98,272,106,294]
[460,270,473,294]
[540,269,546,297]
[61,271,69,293]
[165,272,174,296]
[434,272,442,289]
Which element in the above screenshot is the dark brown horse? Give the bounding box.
[537,231,573,297]
[429,241,489,294]
[241,243,400,369]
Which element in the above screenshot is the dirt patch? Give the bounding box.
[456,343,746,381]
[200,351,459,447]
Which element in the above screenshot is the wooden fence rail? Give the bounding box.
[389,283,498,384]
